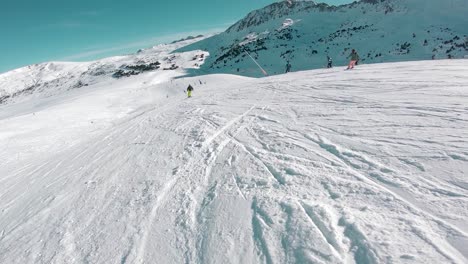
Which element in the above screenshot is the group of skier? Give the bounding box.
[285,49,361,73]
[186,49,362,98]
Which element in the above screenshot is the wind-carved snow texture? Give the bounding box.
[0,60,468,263]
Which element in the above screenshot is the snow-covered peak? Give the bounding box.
[226,0,317,33]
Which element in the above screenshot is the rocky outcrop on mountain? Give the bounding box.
[112,61,161,78]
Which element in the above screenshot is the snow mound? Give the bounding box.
[278,18,296,31]
[240,33,259,46]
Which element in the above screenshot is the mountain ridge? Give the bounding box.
[0,37,208,105]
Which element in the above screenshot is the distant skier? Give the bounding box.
[347,49,360,70]
[285,61,292,73]
[186,84,194,98]
[326,56,333,68]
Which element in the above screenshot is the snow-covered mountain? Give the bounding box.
[178,0,468,76]
[0,37,208,105]
[3,0,467,102]
[1,2,468,263]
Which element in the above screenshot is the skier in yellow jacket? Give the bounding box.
[186,84,194,98]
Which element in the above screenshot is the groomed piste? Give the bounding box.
[1,57,468,263]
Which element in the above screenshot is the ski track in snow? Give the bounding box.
[1,60,468,264]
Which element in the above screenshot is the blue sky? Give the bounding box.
[0,0,352,73]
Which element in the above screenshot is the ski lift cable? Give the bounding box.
[244,49,268,76]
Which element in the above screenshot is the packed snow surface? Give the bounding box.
[1,60,468,264]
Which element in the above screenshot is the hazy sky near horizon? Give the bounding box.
[0,0,352,73]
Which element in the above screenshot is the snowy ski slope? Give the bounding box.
[1,59,468,263]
